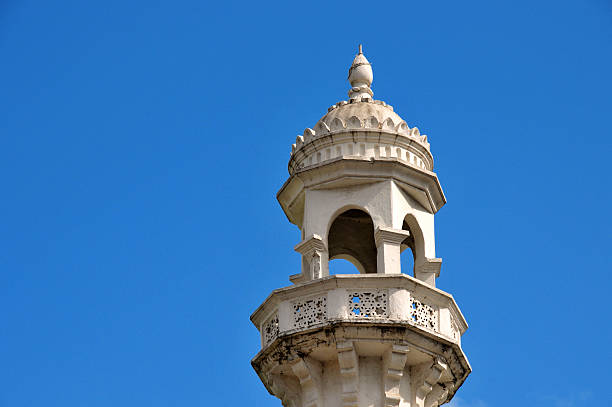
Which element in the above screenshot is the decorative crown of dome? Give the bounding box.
[348,44,373,100]
[309,46,426,143]
[288,46,432,174]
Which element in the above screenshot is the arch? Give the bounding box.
[327,208,377,274]
[325,204,372,240]
[365,116,379,129]
[400,244,415,276]
[401,213,427,276]
[330,118,345,131]
[347,115,362,129]
[329,256,366,274]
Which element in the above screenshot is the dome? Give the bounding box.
[288,46,433,175]
[322,101,402,125]
[314,99,409,136]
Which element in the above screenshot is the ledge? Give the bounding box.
[277,157,446,229]
[251,274,468,351]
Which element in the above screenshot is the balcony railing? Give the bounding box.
[251,274,467,350]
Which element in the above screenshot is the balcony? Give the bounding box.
[251,274,467,350]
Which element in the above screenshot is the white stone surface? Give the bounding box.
[252,46,470,407]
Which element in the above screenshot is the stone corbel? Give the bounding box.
[415,258,442,287]
[374,227,411,274]
[412,358,448,407]
[336,341,359,407]
[425,382,454,407]
[269,373,301,407]
[291,357,323,407]
[382,344,410,407]
[294,235,328,281]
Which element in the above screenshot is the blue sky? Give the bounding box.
[1,0,611,406]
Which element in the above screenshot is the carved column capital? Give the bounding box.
[294,234,326,255]
[415,258,442,287]
[374,226,411,247]
[374,227,410,274]
[294,235,328,281]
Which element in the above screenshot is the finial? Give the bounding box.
[348,45,373,100]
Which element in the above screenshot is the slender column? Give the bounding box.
[375,227,411,274]
[294,235,328,282]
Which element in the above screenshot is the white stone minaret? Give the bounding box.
[251,46,470,407]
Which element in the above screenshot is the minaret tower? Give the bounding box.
[251,47,471,407]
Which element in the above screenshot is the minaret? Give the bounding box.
[251,46,470,407]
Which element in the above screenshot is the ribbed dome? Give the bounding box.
[322,101,402,125]
[288,46,433,175]
[314,99,408,135]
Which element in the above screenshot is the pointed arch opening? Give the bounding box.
[328,209,377,274]
[400,220,415,276]
[400,214,425,277]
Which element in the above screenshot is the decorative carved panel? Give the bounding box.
[410,297,438,331]
[348,290,388,318]
[293,295,327,329]
[263,313,279,346]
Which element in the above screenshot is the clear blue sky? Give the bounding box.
[1,1,610,406]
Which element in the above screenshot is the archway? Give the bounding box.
[400,216,416,276]
[328,209,377,274]
[329,258,362,274]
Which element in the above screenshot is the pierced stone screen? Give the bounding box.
[292,295,327,328]
[410,297,438,330]
[262,313,279,346]
[348,290,388,318]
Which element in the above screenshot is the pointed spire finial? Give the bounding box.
[348,45,373,100]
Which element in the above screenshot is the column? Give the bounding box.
[374,227,410,274]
